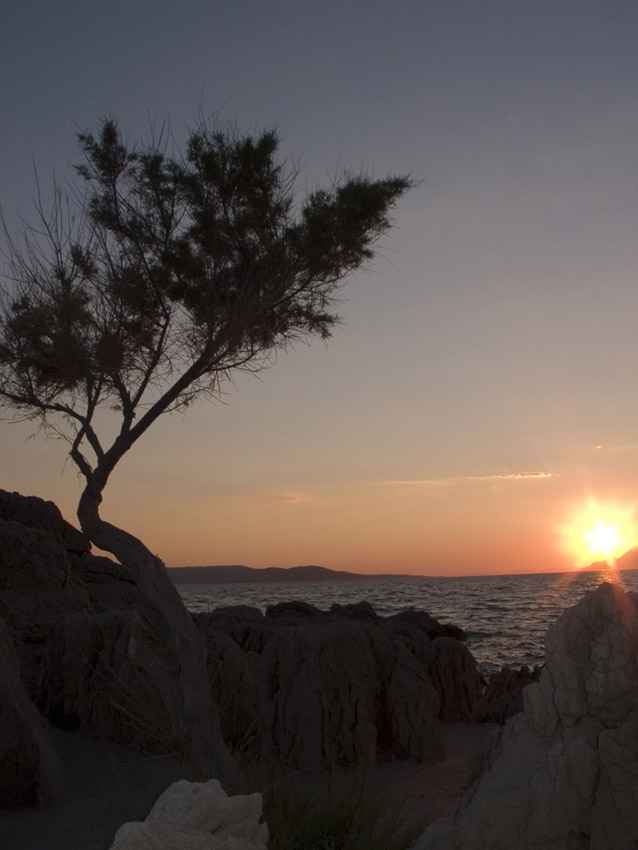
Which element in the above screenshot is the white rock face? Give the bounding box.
[412,582,638,850]
[109,779,268,850]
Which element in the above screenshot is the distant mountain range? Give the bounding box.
[167,564,419,583]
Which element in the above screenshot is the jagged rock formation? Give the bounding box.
[0,489,230,791]
[109,779,268,850]
[195,601,483,770]
[0,617,65,808]
[413,582,638,850]
[0,513,91,698]
[471,664,541,723]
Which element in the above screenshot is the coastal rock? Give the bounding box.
[472,664,541,724]
[196,600,482,770]
[0,517,91,697]
[0,489,231,784]
[380,616,482,722]
[413,582,638,850]
[109,778,268,850]
[428,637,484,721]
[0,617,65,808]
[0,488,90,554]
[197,625,261,751]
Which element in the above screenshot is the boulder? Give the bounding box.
[472,664,541,723]
[0,518,92,697]
[0,617,65,808]
[191,620,262,753]
[413,582,638,850]
[109,778,268,850]
[0,488,90,554]
[381,618,482,721]
[0,489,231,784]
[196,600,482,771]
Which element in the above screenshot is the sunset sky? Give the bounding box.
[2,1,638,575]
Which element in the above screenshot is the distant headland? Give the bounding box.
[167,564,421,583]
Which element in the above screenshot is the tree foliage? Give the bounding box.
[0,116,411,555]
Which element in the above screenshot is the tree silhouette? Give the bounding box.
[0,117,411,573]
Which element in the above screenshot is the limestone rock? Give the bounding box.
[109,779,268,850]
[196,600,482,771]
[0,488,91,554]
[0,489,231,783]
[0,518,91,697]
[428,637,484,722]
[381,617,482,722]
[413,582,638,850]
[472,665,541,723]
[0,617,65,808]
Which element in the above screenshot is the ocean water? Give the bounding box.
[176,568,638,674]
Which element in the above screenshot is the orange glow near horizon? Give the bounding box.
[559,499,638,568]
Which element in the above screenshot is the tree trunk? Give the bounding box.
[77,483,232,782]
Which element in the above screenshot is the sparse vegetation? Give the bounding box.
[239,758,417,850]
[262,777,416,850]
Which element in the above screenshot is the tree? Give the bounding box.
[0,117,412,779]
[0,117,411,569]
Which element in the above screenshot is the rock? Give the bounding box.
[0,488,90,554]
[109,778,268,850]
[472,665,541,723]
[0,489,231,784]
[193,619,261,752]
[381,618,483,722]
[386,608,467,641]
[413,582,638,850]
[0,617,65,808]
[0,518,92,697]
[265,600,324,619]
[428,637,484,722]
[329,600,379,620]
[196,599,482,771]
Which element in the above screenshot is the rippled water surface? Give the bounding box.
[176,569,638,673]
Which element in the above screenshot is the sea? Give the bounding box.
[176,568,638,674]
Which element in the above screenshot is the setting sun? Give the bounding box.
[585,522,623,560]
[559,500,638,567]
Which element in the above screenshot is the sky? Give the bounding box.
[2,0,638,576]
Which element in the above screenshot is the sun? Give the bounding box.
[559,499,638,567]
[585,521,623,560]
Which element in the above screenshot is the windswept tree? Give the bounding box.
[0,117,411,572]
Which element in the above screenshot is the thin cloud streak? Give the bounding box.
[276,491,312,504]
[386,472,557,487]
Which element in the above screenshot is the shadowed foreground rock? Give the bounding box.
[0,618,65,809]
[413,582,638,850]
[195,600,483,770]
[471,664,541,724]
[0,489,230,789]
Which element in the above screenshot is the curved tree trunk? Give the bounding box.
[77,483,232,782]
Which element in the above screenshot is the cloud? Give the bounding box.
[276,491,311,504]
[491,472,555,480]
[386,471,557,487]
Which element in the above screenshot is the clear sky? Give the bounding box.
[2,1,638,575]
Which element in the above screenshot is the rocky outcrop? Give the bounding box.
[0,489,90,555]
[0,516,92,697]
[0,617,65,808]
[471,664,541,723]
[196,600,483,771]
[0,489,231,786]
[381,612,481,721]
[413,582,638,850]
[109,779,268,850]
